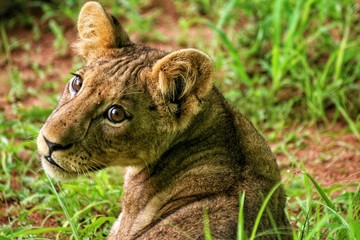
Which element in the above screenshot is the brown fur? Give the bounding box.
[37,2,291,239]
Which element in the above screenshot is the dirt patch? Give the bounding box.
[273,124,360,187]
[1,24,76,118]
[28,211,63,227]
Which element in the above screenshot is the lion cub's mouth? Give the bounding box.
[43,155,105,173]
[45,155,65,171]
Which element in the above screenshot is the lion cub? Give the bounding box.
[37,2,291,239]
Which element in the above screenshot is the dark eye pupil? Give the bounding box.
[108,106,125,123]
[71,76,82,92]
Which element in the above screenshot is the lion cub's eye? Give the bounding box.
[70,74,83,93]
[107,106,128,123]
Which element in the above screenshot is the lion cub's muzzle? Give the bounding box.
[38,131,106,179]
[43,136,73,171]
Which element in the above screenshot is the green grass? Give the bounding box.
[286,174,360,240]
[0,0,359,239]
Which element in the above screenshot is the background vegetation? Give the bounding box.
[0,0,359,239]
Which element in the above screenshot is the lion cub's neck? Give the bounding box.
[119,89,243,236]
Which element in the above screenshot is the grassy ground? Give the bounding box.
[0,0,359,239]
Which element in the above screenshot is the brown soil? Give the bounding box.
[272,124,360,187]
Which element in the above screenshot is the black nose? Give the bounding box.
[44,136,73,154]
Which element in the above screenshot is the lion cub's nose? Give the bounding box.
[44,136,73,154]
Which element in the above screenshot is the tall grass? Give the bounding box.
[193,0,359,133]
[289,173,360,240]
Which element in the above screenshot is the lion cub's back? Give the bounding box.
[138,194,239,239]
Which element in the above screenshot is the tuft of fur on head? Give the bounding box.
[74,1,132,62]
[150,49,214,130]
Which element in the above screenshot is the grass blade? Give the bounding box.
[237,191,246,240]
[80,217,115,234]
[270,0,284,92]
[45,172,80,240]
[71,200,111,221]
[249,181,282,240]
[216,0,238,29]
[208,22,251,86]
[319,203,351,234]
[334,6,350,80]
[13,227,72,237]
[203,208,212,240]
[304,172,335,210]
[331,97,360,139]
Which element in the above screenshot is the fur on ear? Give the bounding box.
[151,49,214,128]
[74,1,132,61]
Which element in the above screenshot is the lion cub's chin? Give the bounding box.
[41,157,81,180]
[41,156,144,181]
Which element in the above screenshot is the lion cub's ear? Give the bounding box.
[151,49,214,127]
[75,1,132,61]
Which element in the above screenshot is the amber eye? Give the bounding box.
[107,106,127,123]
[71,75,83,93]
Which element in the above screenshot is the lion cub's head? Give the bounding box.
[37,1,214,180]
